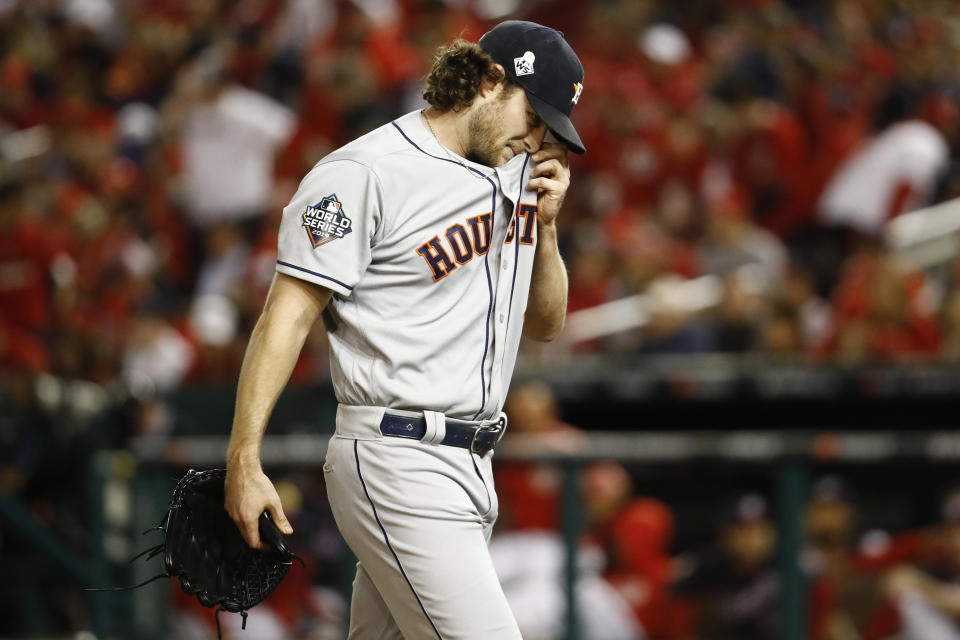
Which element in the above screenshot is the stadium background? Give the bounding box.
[2,0,960,638]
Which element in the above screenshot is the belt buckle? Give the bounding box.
[470,418,505,455]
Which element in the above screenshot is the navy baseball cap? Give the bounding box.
[479,20,586,154]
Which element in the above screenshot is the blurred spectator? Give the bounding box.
[799,106,950,296]
[822,242,940,362]
[727,95,814,238]
[780,266,832,351]
[709,269,766,352]
[698,185,788,290]
[884,487,960,640]
[490,529,644,640]
[186,293,245,382]
[495,380,587,531]
[121,313,194,395]
[194,224,251,298]
[941,289,960,361]
[586,469,693,639]
[0,180,62,345]
[566,228,618,314]
[806,476,901,640]
[167,50,295,228]
[0,181,58,372]
[819,114,950,238]
[677,492,779,640]
[493,383,655,638]
[759,299,805,354]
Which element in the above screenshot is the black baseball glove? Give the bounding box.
[123,468,304,637]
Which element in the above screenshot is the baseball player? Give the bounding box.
[224,20,586,639]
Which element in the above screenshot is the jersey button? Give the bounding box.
[502,261,509,271]
[499,313,505,323]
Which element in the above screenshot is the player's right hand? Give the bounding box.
[527,142,570,227]
[225,458,293,551]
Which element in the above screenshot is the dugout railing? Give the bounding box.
[93,428,960,640]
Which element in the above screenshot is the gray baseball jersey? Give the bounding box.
[276,109,540,421]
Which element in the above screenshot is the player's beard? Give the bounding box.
[465,91,523,167]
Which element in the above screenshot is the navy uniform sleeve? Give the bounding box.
[276,159,382,296]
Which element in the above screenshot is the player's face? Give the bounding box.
[466,83,548,167]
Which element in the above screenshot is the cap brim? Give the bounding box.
[526,92,586,154]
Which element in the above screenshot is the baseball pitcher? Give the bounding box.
[224,20,586,639]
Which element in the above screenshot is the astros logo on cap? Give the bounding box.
[571,82,583,105]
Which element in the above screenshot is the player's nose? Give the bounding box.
[522,123,548,153]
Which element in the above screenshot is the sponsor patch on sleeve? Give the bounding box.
[302,194,353,248]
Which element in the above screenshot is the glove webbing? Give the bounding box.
[87,523,253,640]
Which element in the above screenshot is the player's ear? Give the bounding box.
[480,63,507,97]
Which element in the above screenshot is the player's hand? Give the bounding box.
[527,142,570,227]
[225,457,293,551]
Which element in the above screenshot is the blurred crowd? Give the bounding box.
[3,0,960,393]
[492,381,960,640]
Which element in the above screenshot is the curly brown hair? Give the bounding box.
[422,39,516,112]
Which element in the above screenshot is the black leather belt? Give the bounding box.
[379,413,505,455]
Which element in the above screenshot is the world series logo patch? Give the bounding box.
[514,51,535,76]
[302,194,353,248]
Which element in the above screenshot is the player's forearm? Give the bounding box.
[227,277,329,466]
[227,317,304,465]
[523,222,568,341]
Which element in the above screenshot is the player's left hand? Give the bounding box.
[527,142,570,227]
[225,459,293,551]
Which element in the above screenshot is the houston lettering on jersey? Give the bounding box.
[504,204,537,245]
[303,194,354,248]
[417,205,537,281]
[417,211,496,281]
